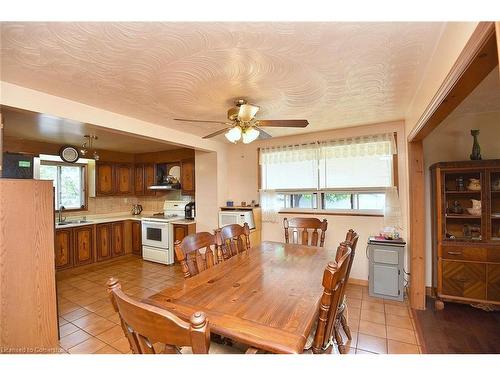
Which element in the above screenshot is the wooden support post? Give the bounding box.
[408,140,426,310]
[496,22,500,78]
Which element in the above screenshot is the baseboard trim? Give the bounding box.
[348,278,368,286]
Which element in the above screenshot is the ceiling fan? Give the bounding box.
[174,99,309,144]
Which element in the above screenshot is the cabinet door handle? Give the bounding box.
[447,251,462,255]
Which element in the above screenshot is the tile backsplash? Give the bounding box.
[65,191,192,217]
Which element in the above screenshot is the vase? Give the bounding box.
[470,129,482,160]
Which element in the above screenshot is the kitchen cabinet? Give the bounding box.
[115,163,134,195]
[172,222,196,262]
[55,229,73,270]
[112,222,125,257]
[131,221,142,255]
[96,224,112,261]
[134,163,156,196]
[96,162,115,195]
[134,164,145,195]
[431,160,500,308]
[73,226,95,266]
[180,158,195,196]
[96,162,134,196]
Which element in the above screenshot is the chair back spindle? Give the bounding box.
[283,217,328,247]
[219,223,251,259]
[175,232,223,279]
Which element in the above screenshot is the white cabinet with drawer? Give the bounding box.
[367,238,406,301]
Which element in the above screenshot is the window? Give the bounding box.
[260,133,396,215]
[39,162,86,210]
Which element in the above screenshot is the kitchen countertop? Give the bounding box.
[55,213,196,229]
[170,219,196,225]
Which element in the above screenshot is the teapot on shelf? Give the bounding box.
[467,178,481,191]
[467,199,481,216]
[132,204,143,215]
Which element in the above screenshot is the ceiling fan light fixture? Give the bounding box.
[242,127,260,144]
[224,126,242,143]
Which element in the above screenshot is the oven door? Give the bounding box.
[141,221,169,249]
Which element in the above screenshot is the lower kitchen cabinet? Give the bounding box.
[112,222,125,257]
[96,224,112,261]
[73,226,95,266]
[172,222,196,262]
[55,229,73,270]
[55,220,132,271]
[131,221,142,255]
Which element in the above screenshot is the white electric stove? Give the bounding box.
[141,200,188,265]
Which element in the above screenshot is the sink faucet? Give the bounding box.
[58,205,66,223]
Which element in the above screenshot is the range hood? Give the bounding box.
[148,183,180,190]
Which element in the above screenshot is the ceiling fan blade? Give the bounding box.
[256,119,309,128]
[254,126,272,139]
[174,118,230,125]
[238,104,260,122]
[202,127,231,139]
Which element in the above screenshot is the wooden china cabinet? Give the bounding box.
[430,160,500,309]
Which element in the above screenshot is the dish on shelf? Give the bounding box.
[466,208,481,216]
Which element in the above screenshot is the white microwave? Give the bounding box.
[218,211,255,230]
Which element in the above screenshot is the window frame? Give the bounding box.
[276,188,386,216]
[40,161,88,213]
[257,133,398,216]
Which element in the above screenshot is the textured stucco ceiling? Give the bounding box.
[1,22,444,140]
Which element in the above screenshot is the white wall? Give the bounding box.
[423,111,500,286]
[225,120,409,281]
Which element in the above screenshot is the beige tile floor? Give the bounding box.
[56,255,422,354]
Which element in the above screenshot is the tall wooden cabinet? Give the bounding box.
[0,180,58,352]
[431,160,500,308]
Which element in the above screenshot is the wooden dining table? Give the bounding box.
[145,241,336,354]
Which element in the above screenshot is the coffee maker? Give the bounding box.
[185,201,195,220]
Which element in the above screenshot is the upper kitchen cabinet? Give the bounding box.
[96,161,134,196]
[115,163,134,195]
[96,162,115,195]
[134,163,156,196]
[181,158,195,196]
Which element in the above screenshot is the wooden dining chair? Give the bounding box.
[283,217,328,247]
[311,242,352,354]
[107,277,210,354]
[107,277,246,354]
[219,223,251,260]
[175,231,223,279]
[333,229,359,354]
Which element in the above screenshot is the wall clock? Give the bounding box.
[59,145,80,163]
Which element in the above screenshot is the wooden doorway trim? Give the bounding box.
[408,140,425,309]
[496,22,500,77]
[406,22,498,310]
[408,22,497,142]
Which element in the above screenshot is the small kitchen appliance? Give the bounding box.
[218,210,255,229]
[185,201,195,220]
[131,204,143,215]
